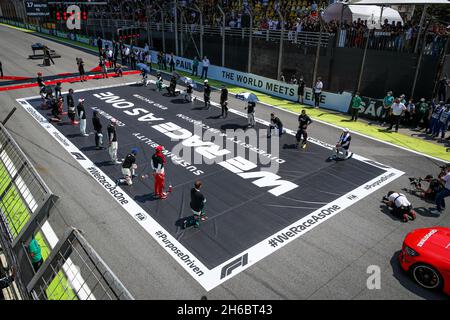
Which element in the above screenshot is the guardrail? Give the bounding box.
[0,119,133,300]
[86,19,332,47]
[27,227,134,300]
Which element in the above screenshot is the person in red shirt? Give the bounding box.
[151,145,168,199]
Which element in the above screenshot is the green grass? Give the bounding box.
[151,65,450,161]
[0,162,77,300]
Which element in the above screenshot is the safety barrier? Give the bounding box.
[0,121,133,300]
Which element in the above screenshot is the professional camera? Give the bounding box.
[408,177,423,189]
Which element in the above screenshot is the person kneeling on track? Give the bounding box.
[116,148,138,186]
[332,128,352,160]
[50,97,62,122]
[382,191,416,222]
[114,64,123,77]
[140,69,149,86]
[184,83,194,102]
[296,109,312,148]
[165,75,177,96]
[268,113,284,138]
[409,174,442,201]
[155,72,163,91]
[190,180,207,227]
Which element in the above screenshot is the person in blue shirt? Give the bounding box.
[436,104,450,140]
[428,101,445,136]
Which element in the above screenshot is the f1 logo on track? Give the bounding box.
[220,254,248,279]
[71,152,86,160]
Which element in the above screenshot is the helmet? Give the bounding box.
[131,147,139,154]
[343,128,349,132]
[78,98,85,103]
[111,118,117,124]
[155,145,164,152]
[204,79,208,83]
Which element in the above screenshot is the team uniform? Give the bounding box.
[190,188,207,225]
[37,74,45,96]
[296,114,312,148]
[76,100,88,136]
[220,87,229,118]
[185,83,194,102]
[204,83,211,109]
[151,146,167,199]
[107,122,120,164]
[155,73,163,91]
[334,130,352,159]
[92,111,103,149]
[246,102,256,127]
[268,116,283,137]
[67,92,77,125]
[140,69,148,86]
[166,76,177,96]
[117,151,137,186]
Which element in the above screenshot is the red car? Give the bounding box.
[399,227,450,296]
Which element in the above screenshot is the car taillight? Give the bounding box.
[405,246,419,257]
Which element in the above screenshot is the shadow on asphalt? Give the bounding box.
[379,204,403,222]
[389,251,448,300]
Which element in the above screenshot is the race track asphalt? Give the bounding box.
[0,24,449,300]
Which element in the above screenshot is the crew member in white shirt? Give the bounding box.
[201,56,210,79]
[313,77,323,108]
[387,98,406,132]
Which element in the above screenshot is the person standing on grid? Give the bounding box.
[245,101,256,128]
[76,98,88,136]
[107,119,121,164]
[313,77,323,108]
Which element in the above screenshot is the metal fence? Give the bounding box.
[27,228,134,300]
[0,122,133,300]
[335,28,447,57]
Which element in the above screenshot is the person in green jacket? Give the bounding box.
[192,56,199,77]
[350,92,362,121]
[28,236,44,272]
[414,98,429,130]
[380,90,394,125]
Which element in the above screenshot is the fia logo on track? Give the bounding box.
[135,212,147,221]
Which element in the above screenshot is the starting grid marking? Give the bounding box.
[17,82,404,291]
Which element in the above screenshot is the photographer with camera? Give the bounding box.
[409,175,442,201]
[430,164,450,216]
[382,191,416,222]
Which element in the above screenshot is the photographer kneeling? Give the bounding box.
[430,164,450,216]
[382,191,416,222]
[409,175,442,201]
